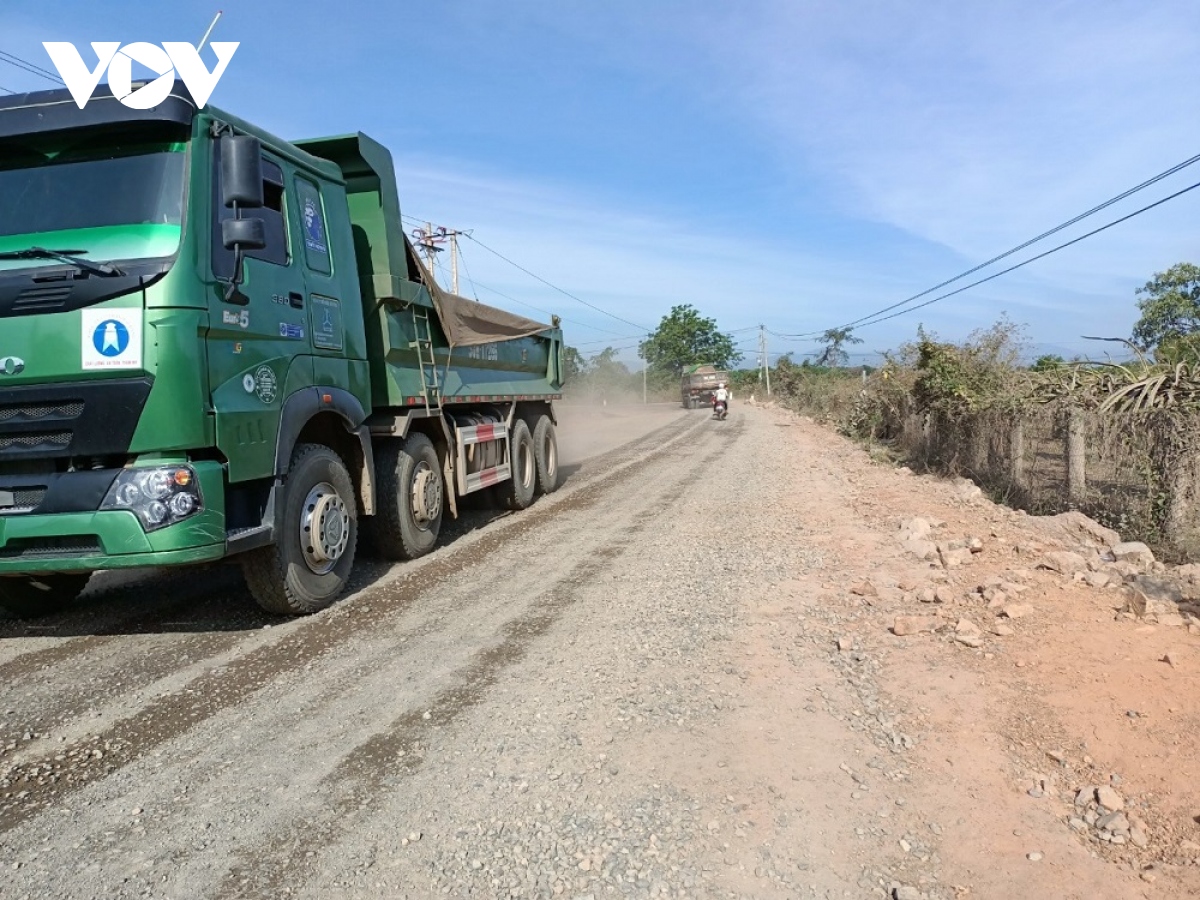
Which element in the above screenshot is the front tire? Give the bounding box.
[0,574,90,618]
[242,443,358,616]
[496,418,537,511]
[365,433,444,561]
[532,415,560,495]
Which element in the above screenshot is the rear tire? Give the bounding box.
[496,418,537,511]
[0,573,89,618]
[532,415,559,495]
[242,443,358,616]
[364,433,444,561]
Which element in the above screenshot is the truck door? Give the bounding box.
[207,149,311,483]
[293,175,347,380]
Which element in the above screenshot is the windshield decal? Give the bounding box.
[81,308,141,370]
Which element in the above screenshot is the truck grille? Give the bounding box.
[0,378,152,462]
[0,536,101,559]
[0,432,72,451]
[0,486,47,514]
[0,401,84,421]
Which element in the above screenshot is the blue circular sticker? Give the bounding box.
[92,319,130,357]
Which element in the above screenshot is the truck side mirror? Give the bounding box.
[222,217,267,252]
[221,135,264,208]
[218,133,265,302]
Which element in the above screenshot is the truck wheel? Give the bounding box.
[497,419,537,510]
[532,415,560,495]
[366,433,443,560]
[0,574,89,618]
[242,443,358,616]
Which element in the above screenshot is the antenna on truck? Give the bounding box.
[197,10,224,53]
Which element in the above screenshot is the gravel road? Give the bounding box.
[1,402,1195,899]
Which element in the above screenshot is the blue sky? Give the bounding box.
[3,1,1200,365]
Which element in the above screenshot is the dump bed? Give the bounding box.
[681,365,728,406]
[294,134,564,410]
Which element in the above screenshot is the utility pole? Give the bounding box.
[759,325,772,396]
[410,223,468,292]
[642,341,648,405]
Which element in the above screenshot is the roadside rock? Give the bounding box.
[955,618,984,648]
[899,518,932,542]
[892,616,942,636]
[1123,576,1183,621]
[934,585,958,604]
[1113,542,1155,570]
[903,539,939,562]
[1039,551,1089,577]
[1083,571,1111,589]
[1096,785,1124,811]
[1001,603,1033,620]
[1049,511,1121,549]
[952,477,984,503]
[939,545,973,568]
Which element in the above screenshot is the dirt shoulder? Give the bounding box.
[754,400,1200,898]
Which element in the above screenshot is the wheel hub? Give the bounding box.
[300,482,350,574]
[411,464,443,527]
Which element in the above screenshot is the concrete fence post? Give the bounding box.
[1067,407,1087,504]
[1010,418,1027,490]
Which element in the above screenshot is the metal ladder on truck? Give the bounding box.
[410,305,442,413]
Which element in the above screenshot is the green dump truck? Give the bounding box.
[0,82,565,616]
[680,364,728,409]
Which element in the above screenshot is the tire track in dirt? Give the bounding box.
[211,416,745,899]
[0,411,710,836]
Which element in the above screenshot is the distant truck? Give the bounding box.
[680,365,729,409]
[0,82,566,617]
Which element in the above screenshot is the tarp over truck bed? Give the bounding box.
[418,253,552,348]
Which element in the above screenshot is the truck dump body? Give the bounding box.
[680,365,728,408]
[293,135,563,410]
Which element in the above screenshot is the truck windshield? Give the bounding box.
[0,137,186,268]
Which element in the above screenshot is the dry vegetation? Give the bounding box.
[773,319,1200,561]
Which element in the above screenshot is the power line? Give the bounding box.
[774,148,1200,339]
[0,83,14,95]
[0,49,64,85]
[459,231,652,332]
[846,176,1200,331]
[400,213,644,338]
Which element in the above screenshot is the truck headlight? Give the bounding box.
[101,465,203,532]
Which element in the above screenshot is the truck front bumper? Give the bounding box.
[0,462,226,575]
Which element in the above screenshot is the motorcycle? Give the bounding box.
[712,399,727,421]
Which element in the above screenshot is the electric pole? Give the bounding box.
[410,223,468,292]
[759,325,772,396]
[643,340,648,405]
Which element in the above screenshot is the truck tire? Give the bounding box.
[365,433,443,560]
[496,418,537,510]
[242,443,358,616]
[532,415,559,495]
[0,573,90,618]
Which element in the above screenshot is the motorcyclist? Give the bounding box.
[713,382,729,412]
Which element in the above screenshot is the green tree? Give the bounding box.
[588,346,629,380]
[563,346,586,381]
[639,304,741,376]
[815,327,863,367]
[1030,354,1065,372]
[1132,262,1200,361]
